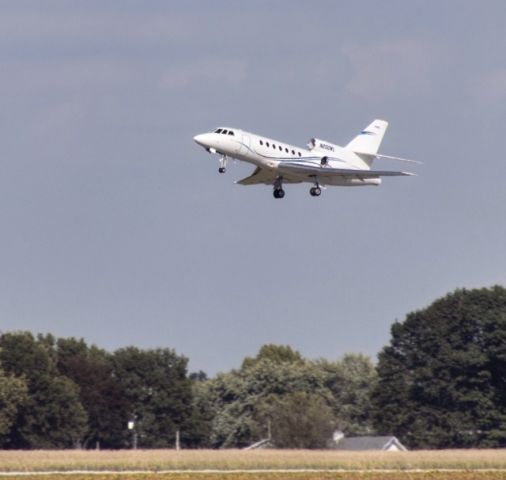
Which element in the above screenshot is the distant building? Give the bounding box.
[244,431,408,451]
[334,435,407,451]
[243,438,274,450]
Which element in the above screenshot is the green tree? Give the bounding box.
[372,286,506,448]
[316,354,377,435]
[56,337,129,448]
[183,373,214,448]
[207,346,333,448]
[0,332,88,448]
[255,392,335,448]
[0,331,55,380]
[112,346,193,448]
[241,344,304,369]
[22,375,88,448]
[0,366,28,445]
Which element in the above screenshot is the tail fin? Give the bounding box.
[345,119,388,155]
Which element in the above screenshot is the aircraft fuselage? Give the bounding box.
[194,121,414,198]
[193,127,380,187]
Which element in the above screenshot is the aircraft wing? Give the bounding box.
[320,167,414,177]
[236,167,306,185]
[278,162,414,179]
[236,167,278,185]
[344,169,414,177]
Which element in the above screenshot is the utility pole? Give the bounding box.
[175,430,180,451]
[133,429,138,450]
[128,416,138,450]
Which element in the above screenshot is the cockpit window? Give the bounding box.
[228,131,234,136]
[222,129,228,134]
[215,128,222,133]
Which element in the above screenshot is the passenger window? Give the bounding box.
[222,129,228,134]
[273,144,276,149]
[266,142,270,147]
[279,146,282,151]
[298,152,301,156]
[285,148,289,153]
[260,140,263,145]
[291,149,295,155]
[228,131,234,136]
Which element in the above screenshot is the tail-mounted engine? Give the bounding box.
[307,138,339,154]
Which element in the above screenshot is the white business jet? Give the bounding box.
[193,120,416,199]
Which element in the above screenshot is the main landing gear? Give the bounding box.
[273,176,285,199]
[310,186,321,197]
[273,188,285,199]
[218,155,228,174]
[309,179,322,197]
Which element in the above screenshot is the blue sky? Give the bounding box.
[1,1,506,374]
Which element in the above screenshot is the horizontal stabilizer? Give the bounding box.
[355,152,421,164]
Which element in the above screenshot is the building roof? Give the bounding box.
[243,438,274,450]
[335,436,407,451]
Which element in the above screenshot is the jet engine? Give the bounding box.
[307,138,338,153]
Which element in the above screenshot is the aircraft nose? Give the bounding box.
[193,133,209,147]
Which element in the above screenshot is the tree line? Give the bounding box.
[1,285,506,449]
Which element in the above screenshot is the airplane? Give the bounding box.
[193,119,417,199]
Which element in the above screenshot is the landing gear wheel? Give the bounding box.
[273,188,285,199]
[310,187,321,197]
[218,155,228,173]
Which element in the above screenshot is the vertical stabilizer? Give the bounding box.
[345,119,388,155]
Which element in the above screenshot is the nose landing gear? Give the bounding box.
[218,155,228,174]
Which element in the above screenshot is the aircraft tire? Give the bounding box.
[218,167,226,174]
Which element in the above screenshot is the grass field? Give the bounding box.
[2,474,506,480]
[2,449,506,479]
